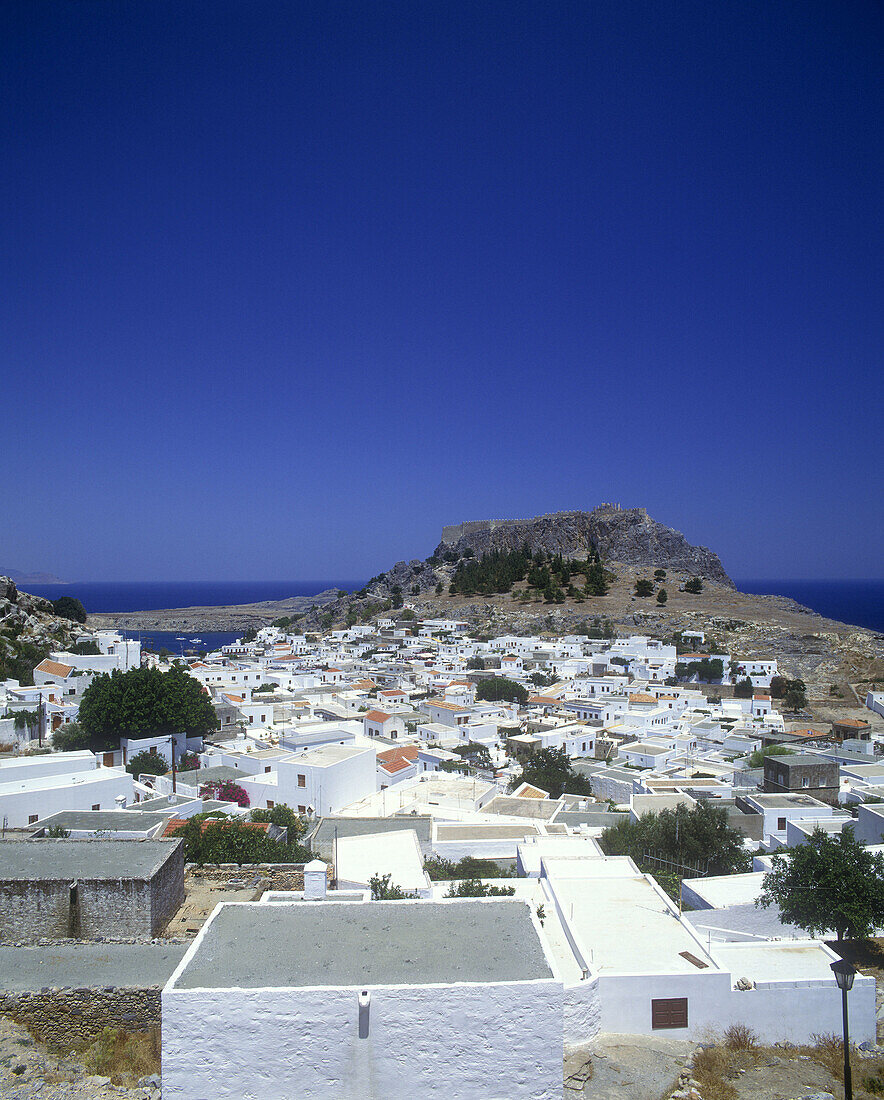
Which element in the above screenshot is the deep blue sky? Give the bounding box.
[2,1,881,581]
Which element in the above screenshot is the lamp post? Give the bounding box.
[831,957,856,1100]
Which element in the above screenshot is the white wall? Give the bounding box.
[163,980,563,1100]
[276,748,375,815]
[0,768,134,826]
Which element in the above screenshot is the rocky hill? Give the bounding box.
[437,506,733,586]
[0,577,83,684]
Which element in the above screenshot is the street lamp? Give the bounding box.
[831,957,856,1100]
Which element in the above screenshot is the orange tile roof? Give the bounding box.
[377,745,419,774]
[364,709,393,723]
[753,694,771,700]
[426,698,469,711]
[35,659,74,678]
[527,695,560,705]
[835,717,870,728]
[223,694,244,703]
[629,693,657,703]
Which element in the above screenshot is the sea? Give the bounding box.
[22,577,884,652]
[24,580,365,655]
[735,579,884,635]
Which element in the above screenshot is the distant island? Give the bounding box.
[0,566,65,584]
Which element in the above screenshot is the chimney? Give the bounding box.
[303,859,328,900]
[115,793,127,809]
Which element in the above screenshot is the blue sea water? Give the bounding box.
[24,580,367,655]
[736,579,884,634]
[24,580,366,614]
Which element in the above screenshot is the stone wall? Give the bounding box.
[0,842,185,943]
[0,986,161,1047]
[151,842,186,934]
[185,863,307,893]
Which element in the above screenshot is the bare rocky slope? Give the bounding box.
[436,505,733,586]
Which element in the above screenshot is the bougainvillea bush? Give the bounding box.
[200,779,250,807]
[179,751,201,772]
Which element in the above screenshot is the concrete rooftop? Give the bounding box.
[0,839,180,880]
[173,900,553,989]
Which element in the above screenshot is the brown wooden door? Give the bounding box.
[651,997,688,1029]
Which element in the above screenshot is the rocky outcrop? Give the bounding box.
[436,505,734,586]
[0,577,81,682]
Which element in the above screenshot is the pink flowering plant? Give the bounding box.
[200,779,250,807]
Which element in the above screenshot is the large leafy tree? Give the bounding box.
[758,826,884,941]
[476,676,528,704]
[509,746,592,798]
[78,666,217,742]
[600,801,751,877]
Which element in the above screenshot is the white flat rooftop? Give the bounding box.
[713,941,837,983]
[545,862,718,975]
[289,744,369,767]
[682,872,766,909]
[336,829,429,893]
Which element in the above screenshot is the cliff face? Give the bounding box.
[436,505,734,586]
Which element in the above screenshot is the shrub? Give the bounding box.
[369,873,418,900]
[250,803,308,839]
[82,1026,161,1084]
[685,576,704,593]
[52,595,87,623]
[723,1023,758,1050]
[179,751,201,771]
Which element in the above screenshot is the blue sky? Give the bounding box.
[2,1,881,581]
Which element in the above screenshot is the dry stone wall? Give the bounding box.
[0,987,160,1047]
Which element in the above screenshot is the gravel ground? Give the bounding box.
[0,1016,160,1100]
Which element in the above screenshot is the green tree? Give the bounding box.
[634,578,654,597]
[51,596,87,623]
[733,676,754,698]
[783,686,807,711]
[656,588,668,605]
[509,747,592,798]
[70,639,101,655]
[654,569,667,580]
[685,576,704,593]
[758,826,884,941]
[126,750,168,776]
[424,855,516,881]
[444,879,515,897]
[600,802,751,877]
[78,666,218,742]
[476,676,528,704]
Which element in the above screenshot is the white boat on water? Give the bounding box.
[191,637,203,643]
[175,636,186,640]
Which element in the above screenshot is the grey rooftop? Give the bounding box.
[0,943,187,991]
[174,900,552,989]
[0,839,181,881]
[33,810,171,833]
